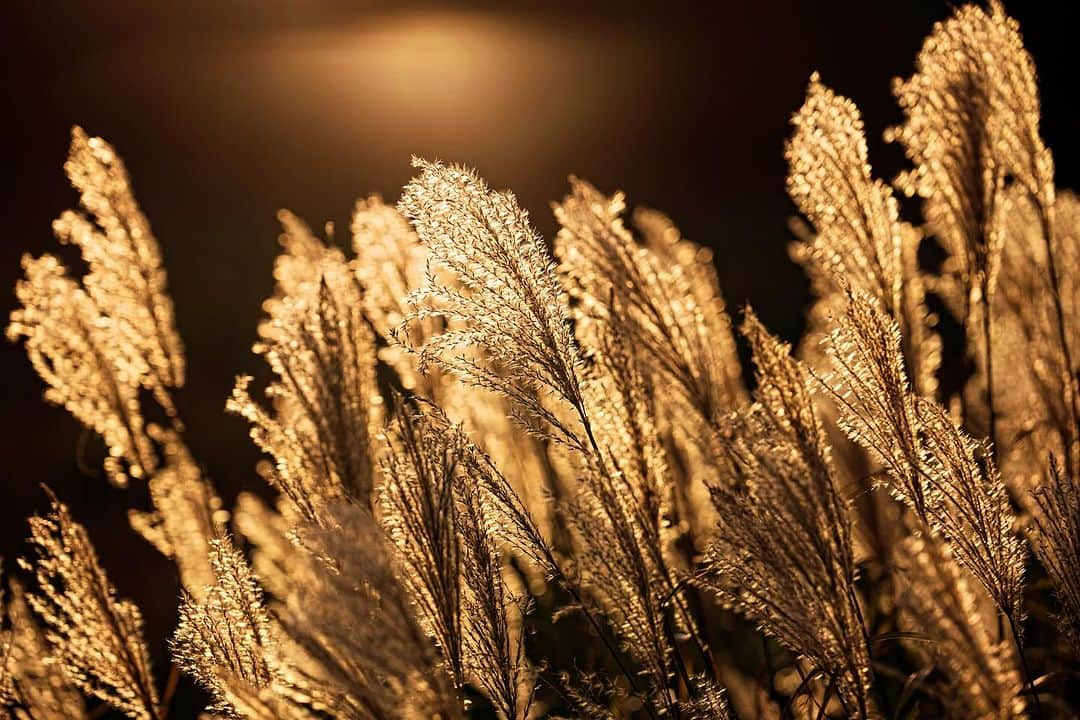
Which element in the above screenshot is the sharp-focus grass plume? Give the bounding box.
[824,290,1026,622]
[171,539,273,708]
[398,158,589,452]
[172,537,319,720]
[19,497,160,720]
[354,192,559,541]
[564,315,722,716]
[380,400,534,720]
[697,310,877,719]
[1028,459,1080,655]
[398,156,717,717]
[6,3,1080,719]
[379,401,467,687]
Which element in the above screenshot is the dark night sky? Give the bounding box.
[2,2,1076,716]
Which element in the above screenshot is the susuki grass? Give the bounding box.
[3,3,1079,718]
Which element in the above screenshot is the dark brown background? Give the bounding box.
[2,2,1076,716]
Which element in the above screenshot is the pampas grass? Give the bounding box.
[3,4,1078,718]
